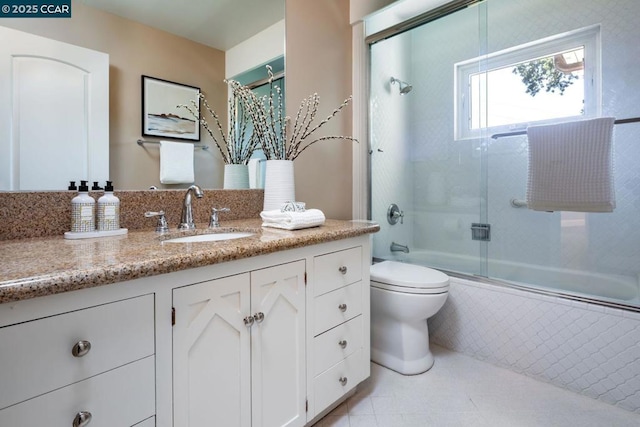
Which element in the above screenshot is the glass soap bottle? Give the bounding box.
[71,180,95,233]
[97,181,120,231]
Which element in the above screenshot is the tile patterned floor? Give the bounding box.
[313,345,640,427]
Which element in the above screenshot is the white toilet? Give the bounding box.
[370,260,450,375]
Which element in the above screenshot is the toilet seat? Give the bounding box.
[370,261,449,294]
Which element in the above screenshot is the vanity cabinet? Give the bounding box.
[0,233,373,427]
[172,260,306,427]
[0,294,155,427]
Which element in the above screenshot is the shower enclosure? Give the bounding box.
[369,0,640,308]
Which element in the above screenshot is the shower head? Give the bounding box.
[390,77,413,94]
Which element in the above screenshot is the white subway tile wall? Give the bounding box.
[429,278,640,413]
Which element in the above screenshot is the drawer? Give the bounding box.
[313,316,363,376]
[0,294,154,410]
[313,349,364,414]
[314,281,362,335]
[314,246,362,296]
[0,355,155,427]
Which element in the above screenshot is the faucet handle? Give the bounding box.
[145,210,169,233]
[209,207,230,228]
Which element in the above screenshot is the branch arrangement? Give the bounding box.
[178,91,260,165]
[227,66,357,161]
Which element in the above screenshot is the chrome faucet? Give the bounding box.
[390,241,410,253]
[179,184,204,230]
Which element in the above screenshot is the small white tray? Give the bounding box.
[64,228,128,240]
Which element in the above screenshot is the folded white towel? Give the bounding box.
[160,140,195,184]
[261,209,326,230]
[526,117,616,212]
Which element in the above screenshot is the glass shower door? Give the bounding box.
[369,2,486,278]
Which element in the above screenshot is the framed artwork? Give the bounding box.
[141,75,200,141]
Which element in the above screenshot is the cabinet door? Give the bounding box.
[173,273,251,427]
[251,260,306,427]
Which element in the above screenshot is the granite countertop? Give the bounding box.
[0,219,379,304]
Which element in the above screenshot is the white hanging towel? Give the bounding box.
[260,208,326,230]
[248,158,263,188]
[526,117,616,212]
[159,141,195,184]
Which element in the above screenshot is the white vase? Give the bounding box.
[223,164,250,189]
[263,159,295,211]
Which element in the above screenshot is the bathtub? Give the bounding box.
[385,249,640,308]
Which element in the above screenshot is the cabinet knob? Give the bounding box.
[71,340,91,358]
[338,266,348,275]
[243,316,254,327]
[73,411,92,427]
[339,376,348,386]
[338,303,347,312]
[253,312,265,323]
[338,340,347,349]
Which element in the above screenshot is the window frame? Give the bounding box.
[454,25,601,140]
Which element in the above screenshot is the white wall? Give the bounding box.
[225,19,285,79]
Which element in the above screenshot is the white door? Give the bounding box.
[0,25,109,190]
[251,260,306,427]
[173,273,251,427]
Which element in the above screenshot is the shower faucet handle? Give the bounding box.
[387,203,404,225]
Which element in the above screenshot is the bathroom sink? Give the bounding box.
[163,232,254,243]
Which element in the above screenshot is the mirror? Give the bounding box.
[0,0,284,191]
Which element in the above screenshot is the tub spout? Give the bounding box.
[390,241,410,253]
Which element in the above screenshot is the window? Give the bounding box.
[455,25,600,140]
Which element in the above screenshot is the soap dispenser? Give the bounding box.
[71,180,95,233]
[97,181,120,231]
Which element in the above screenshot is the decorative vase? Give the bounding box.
[263,159,295,211]
[223,164,250,189]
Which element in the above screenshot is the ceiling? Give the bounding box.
[82,0,285,51]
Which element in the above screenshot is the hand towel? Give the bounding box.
[160,141,195,184]
[526,117,616,212]
[248,158,264,188]
[261,209,326,230]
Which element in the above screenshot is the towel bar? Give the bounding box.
[137,139,209,150]
[490,116,640,139]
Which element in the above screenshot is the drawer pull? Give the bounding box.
[338,303,347,312]
[243,316,254,327]
[339,376,348,386]
[338,266,348,275]
[338,340,347,349]
[253,312,265,323]
[73,411,92,427]
[71,340,91,358]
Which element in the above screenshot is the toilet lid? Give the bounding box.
[370,261,449,290]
